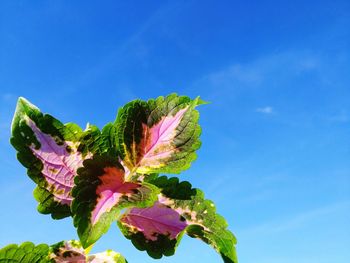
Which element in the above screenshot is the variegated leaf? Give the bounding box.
[88,251,127,263]
[50,240,85,262]
[115,93,205,177]
[72,154,160,248]
[10,98,86,219]
[118,176,238,263]
[0,240,127,263]
[50,240,127,263]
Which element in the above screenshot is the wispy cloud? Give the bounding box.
[1,93,15,102]
[328,110,349,123]
[256,106,274,114]
[207,64,264,88]
[190,49,325,104]
[240,201,350,237]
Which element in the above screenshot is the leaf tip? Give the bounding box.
[12,97,39,129]
[194,96,210,106]
[17,96,28,104]
[16,97,38,110]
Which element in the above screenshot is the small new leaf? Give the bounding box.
[78,123,118,157]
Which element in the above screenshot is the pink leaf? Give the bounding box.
[28,119,84,205]
[120,201,188,241]
[91,166,140,224]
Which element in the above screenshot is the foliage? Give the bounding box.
[0,240,127,263]
[4,94,237,262]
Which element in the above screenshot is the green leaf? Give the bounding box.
[78,123,118,157]
[0,242,51,263]
[72,153,160,248]
[118,176,238,263]
[115,93,205,177]
[10,97,86,219]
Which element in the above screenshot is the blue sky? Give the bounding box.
[0,1,349,262]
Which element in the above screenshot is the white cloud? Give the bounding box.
[240,201,350,236]
[1,93,15,102]
[256,106,274,114]
[207,64,264,87]
[328,111,349,123]
[189,49,325,105]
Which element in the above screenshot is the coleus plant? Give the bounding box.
[3,94,237,263]
[0,240,127,262]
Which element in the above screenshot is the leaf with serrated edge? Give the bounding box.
[0,242,50,263]
[72,153,160,248]
[115,93,206,177]
[118,176,238,263]
[0,240,127,263]
[10,97,87,219]
[78,122,118,157]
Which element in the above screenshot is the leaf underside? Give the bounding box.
[10,98,86,219]
[10,98,118,220]
[118,176,238,263]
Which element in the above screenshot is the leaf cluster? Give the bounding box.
[6,94,237,262]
